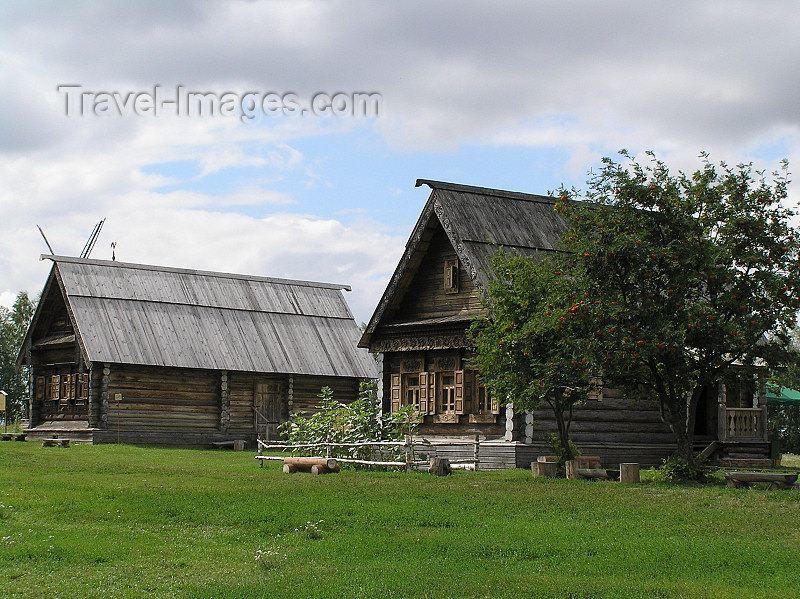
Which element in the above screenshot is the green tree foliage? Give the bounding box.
[768,404,800,454]
[469,251,598,463]
[555,151,800,466]
[0,291,35,423]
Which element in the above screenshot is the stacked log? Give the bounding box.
[282,457,340,474]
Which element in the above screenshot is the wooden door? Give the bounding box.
[254,382,282,441]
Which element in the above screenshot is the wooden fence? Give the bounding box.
[255,436,481,471]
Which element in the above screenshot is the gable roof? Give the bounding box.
[360,180,567,347]
[21,256,377,379]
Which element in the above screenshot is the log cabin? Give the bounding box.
[18,255,377,447]
[359,180,773,468]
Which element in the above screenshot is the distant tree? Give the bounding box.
[469,250,598,463]
[554,151,800,468]
[768,330,800,454]
[0,291,36,422]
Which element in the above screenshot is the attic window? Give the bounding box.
[444,258,459,294]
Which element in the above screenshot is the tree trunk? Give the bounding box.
[549,397,577,464]
[662,387,704,468]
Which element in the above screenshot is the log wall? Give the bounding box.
[292,375,361,414]
[103,364,220,433]
[89,363,363,446]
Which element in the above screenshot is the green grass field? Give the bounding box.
[1,442,798,599]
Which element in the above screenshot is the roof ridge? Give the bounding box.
[41,255,351,292]
[415,179,555,204]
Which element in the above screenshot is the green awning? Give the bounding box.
[766,386,800,406]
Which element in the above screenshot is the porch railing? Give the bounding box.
[723,407,766,441]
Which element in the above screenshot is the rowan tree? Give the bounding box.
[555,151,800,466]
[469,251,599,463]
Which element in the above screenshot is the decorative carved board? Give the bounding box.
[432,413,458,424]
[468,414,497,424]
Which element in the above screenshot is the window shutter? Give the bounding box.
[463,370,474,414]
[418,372,429,414]
[390,374,401,413]
[78,373,89,400]
[49,375,60,400]
[35,377,45,401]
[428,374,437,414]
[454,370,465,414]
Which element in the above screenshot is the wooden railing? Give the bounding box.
[723,407,766,440]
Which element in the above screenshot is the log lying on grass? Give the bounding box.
[566,459,609,480]
[283,457,340,474]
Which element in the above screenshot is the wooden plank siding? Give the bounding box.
[391,224,482,323]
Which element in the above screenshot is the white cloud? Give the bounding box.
[2,0,799,320]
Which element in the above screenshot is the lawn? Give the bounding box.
[1,443,798,599]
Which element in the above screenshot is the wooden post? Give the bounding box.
[404,435,412,473]
[473,433,480,472]
[717,381,728,442]
[620,463,640,483]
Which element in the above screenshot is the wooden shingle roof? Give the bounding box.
[28,256,377,378]
[360,180,567,346]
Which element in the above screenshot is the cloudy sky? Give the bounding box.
[2,0,799,324]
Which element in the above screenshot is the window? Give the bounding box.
[440,373,456,412]
[438,371,465,414]
[406,376,421,411]
[476,383,491,414]
[444,258,459,294]
[586,377,603,401]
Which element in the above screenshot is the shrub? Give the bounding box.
[654,455,710,483]
[277,387,419,465]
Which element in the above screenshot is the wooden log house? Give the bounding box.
[359,180,772,468]
[18,256,377,446]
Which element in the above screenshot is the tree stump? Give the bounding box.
[620,463,640,483]
[428,457,452,476]
[531,460,559,477]
[566,459,579,480]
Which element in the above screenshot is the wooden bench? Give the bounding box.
[41,439,70,447]
[724,471,798,490]
[211,440,246,451]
